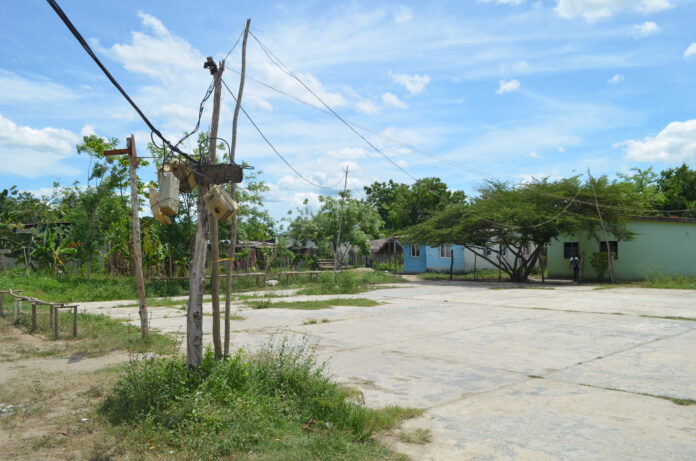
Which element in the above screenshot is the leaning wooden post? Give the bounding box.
[0,292,4,318]
[105,136,149,338]
[224,18,251,358]
[31,302,37,332]
[208,59,225,359]
[127,137,149,338]
[53,305,59,339]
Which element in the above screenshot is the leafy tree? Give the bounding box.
[364,177,465,233]
[287,192,382,265]
[656,163,696,217]
[404,176,636,282]
[31,226,77,272]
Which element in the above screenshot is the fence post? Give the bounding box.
[31,303,37,332]
[53,305,59,339]
[0,292,4,318]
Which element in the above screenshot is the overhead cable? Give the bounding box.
[250,31,418,182]
[45,0,200,164]
[221,79,344,191]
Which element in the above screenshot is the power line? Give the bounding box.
[250,31,419,182]
[221,78,345,191]
[45,0,200,165]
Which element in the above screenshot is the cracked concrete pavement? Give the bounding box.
[79,281,696,460]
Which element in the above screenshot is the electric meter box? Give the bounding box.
[167,159,196,193]
[204,184,238,221]
[157,172,180,216]
[149,184,171,225]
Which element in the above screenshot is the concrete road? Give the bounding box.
[81,281,696,460]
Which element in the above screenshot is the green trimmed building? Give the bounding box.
[547,216,696,281]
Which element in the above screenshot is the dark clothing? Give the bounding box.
[570,257,580,282]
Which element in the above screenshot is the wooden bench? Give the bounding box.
[4,290,78,338]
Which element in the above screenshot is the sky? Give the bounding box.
[1,0,696,220]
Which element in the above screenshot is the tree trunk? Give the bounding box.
[127,137,148,339]
[449,249,454,280]
[187,189,210,368]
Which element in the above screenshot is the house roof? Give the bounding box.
[630,215,696,224]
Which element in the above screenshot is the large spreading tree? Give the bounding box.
[404,176,639,282]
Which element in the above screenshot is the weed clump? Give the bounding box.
[100,338,420,460]
[297,270,403,295]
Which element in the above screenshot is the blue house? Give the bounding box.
[402,243,501,274]
[403,243,465,274]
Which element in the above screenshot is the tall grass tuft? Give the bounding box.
[297,270,403,295]
[100,338,420,460]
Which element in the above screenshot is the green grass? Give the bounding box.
[296,271,404,295]
[0,269,399,303]
[7,305,177,356]
[416,269,500,281]
[397,428,432,444]
[248,298,380,310]
[640,274,696,290]
[98,339,420,460]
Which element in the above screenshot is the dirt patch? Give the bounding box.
[0,321,131,460]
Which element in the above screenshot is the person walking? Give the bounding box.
[570,255,580,282]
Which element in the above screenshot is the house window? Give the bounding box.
[439,244,452,258]
[599,241,618,259]
[410,244,420,257]
[563,242,579,259]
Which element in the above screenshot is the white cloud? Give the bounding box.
[0,114,80,178]
[356,100,382,115]
[394,6,413,24]
[0,69,77,104]
[684,43,696,59]
[382,92,408,109]
[96,12,201,82]
[633,21,660,38]
[529,151,539,158]
[619,120,696,163]
[390,72,431,94]
[80,125,96,137]
[608,74,624,84]
[555,0,671,22]
[496,79,520,94]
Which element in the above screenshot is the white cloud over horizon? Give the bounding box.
[390,72,431,94]
[620,119,696,164]
[684,43,696,59]
[496,79,521,94]
[633,21,660,38]
[382,92,408,109]
[0,113,80,178]
[555,0,671,22]
[608,74,624,84]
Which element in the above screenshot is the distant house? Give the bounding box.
[402,243,501,274]
[368,237,401,267]
[546,216,696,280]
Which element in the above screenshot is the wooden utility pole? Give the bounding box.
[208,59,225,360]
[104,135,148,338]
[224,18,251,357]
[334,166,349,271]
[588,169,615,283]
[186,57,225,367]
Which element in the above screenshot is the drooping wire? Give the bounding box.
[221,79,344,191]
[224,29,245,61]
[250,31,418,182]
[45,0,200,164]
[173,78,216,157]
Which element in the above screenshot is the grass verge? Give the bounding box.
[416,269,500,281]
[296,271,404,295]
[6,306,177,357]
[248,298,380,310]
[640,274,696,290]
[99,339,421,460]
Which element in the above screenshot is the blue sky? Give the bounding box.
[2,0,696,219]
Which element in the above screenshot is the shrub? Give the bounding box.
[99,338,420,459]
